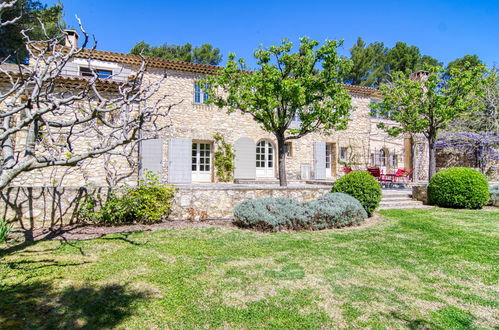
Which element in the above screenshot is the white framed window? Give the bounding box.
[79,66,112,79]
[392,154,398,168]
[339,147,348,162]
[194,83,209,103]
[377,149,387,167]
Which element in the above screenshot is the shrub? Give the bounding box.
[488,185,498,207]
[428,167,489,209]
[332,171,382,216]
[233,193,367,232]
[0,219,11,244]
[303,193,367,229]
[79,171,176,225]
[233,197,305,231]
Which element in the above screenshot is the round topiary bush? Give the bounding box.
[332,171,382,216]
[428,167,489,209]
[233,193,367,232]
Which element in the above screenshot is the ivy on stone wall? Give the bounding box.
[213,133,235,182]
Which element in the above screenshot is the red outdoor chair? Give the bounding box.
[394,168,414,183]
[367,167,381,180]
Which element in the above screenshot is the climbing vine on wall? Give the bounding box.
[213,133,235,182]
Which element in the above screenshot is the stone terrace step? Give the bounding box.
[378,204,431,210]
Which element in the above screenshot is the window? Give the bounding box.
[192,142,212,182]
[377,149,387,167]
[194,83,209,103]
[79,67,112,79]
[339,147,348,162]
[392,154,398,168]
[325,144,332,169]
[285,142,293,157]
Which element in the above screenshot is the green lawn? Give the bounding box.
[1,207,498,329]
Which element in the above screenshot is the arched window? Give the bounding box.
[378,149,386,167]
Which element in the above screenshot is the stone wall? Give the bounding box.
[0,184,331,231]
[0,186,110,239]
[171,184,331,219]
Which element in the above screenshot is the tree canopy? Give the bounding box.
[202,38,352,186]
[130,41,223,65]
[373,64,486,179]
[0,0,66,62]
[340,38,442,87]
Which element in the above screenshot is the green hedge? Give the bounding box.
[428,167,489,209]
[233,193,367,232]
[332,171,382,216]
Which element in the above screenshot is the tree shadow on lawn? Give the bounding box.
[0,281,147,329]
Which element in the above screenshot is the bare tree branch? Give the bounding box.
[0,19,174,189]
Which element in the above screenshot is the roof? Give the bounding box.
[74,49,380,96]
[0,65,125,92]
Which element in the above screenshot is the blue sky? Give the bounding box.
[46,0,498,68]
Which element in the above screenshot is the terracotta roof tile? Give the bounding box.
[75,49,380,96]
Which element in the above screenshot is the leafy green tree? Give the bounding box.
[373,64,486,179]
[130,41,222,65]
[342,39,441,86]
[448,66,498,133]
[385,41,420,73]
[0,0,65,62]
[341,37,387,86]
[202,38,352,186]
[446,54,483,73]
[193,44,222,66]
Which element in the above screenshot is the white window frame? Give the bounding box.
[194,83,209,104]
[256,140,274,178]
[191,142,212,182]
[79,66,113,79]
[339,147,348,162]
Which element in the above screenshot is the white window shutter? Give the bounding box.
[234,137,256,180]
[314,141,326,180]
[168,138,192,183]
[139,138,163,178]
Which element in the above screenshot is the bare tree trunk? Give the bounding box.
[428,134,437,180]
[276,134,287,187]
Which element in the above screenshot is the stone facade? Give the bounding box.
[0,49,430,228]
[2,52,428,187]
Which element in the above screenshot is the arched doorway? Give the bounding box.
[256,140,275,178]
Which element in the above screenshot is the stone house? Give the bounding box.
[2,33,429,188]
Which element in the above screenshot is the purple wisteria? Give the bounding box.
[437,132,499,172]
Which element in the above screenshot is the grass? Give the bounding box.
[0,207,498,329]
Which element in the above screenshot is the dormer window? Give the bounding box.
[194,83,209,103]
[79,67,113,79]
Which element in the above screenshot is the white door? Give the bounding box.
[256,141,274,178]
[191,142,212,182]
[326,144,333,178]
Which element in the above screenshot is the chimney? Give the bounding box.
[64,29,79,48]
[409,70,429,81]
